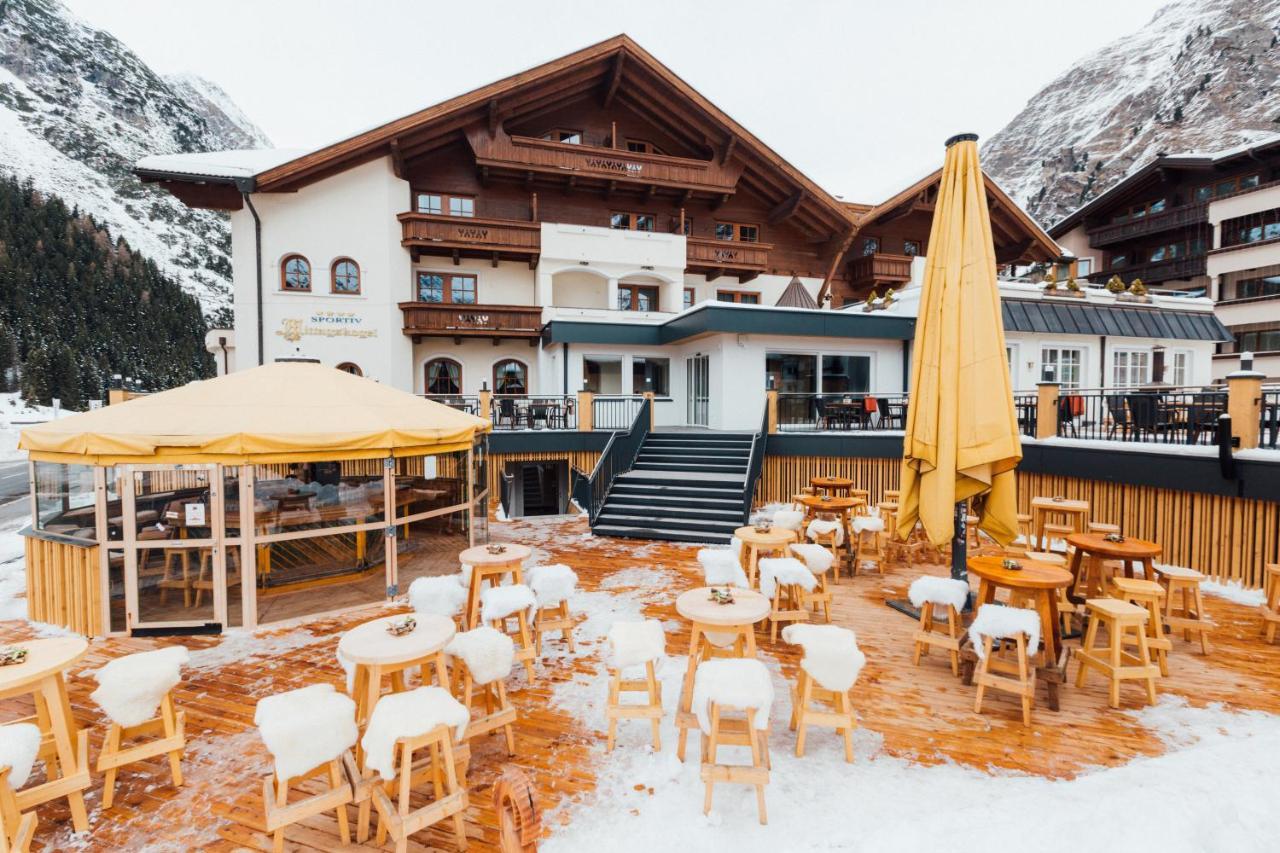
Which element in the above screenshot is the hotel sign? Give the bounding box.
[583,156,643,176]
[276,311,378,342]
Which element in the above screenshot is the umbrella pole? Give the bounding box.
[952,500,975,612]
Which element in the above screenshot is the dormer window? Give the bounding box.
[543,128,582,145]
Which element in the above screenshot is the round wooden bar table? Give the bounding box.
[0,637,91,831]
[734,526,797,588]
[673,587,770,761]
[966,556,1074,711]
[459,543,532,629]
[338,613,457,729]
[796,495,864,564]
[1065,532,1162,601]
[809,476,853,496]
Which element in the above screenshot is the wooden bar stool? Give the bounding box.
[1088,521,1121,535]
[526,564,578,657]
[357,687,469,852]
[1262,564,1280,644]
[254,684,358,853]
[1016,512,1034,548]
[605,621,665,752]
[1108,577,1172,676]
[1074,599,1160,708]
[1154,564,1213,654]
[89,646,189,809]
[851,516,886,575]
[697,548,749,589]
[408,574,468,627]
[1041,522,1075,551]
[782,625,864,762]
[804,522,844,582]
[445,627,517,755]
[693,659,772,825]
[908,576,969,676]
[758,557,815,642]
[481,585,537,680]
[788,544,834,622]
[969,604,1040,725]
[0,725,40,853]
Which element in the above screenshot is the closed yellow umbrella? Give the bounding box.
[897,134,1022,568]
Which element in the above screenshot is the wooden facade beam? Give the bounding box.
[389,139,406,180]
[488,99,501,136]
[768,189,806,224]
[602,52,626,107]
[721,135,738,166]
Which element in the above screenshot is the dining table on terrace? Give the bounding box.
[337,612,456,730]
[458,542,532,629]
[1065,532,1163,601]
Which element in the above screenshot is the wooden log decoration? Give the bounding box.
[493,766,541,853]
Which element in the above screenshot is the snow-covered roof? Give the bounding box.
[134,149,307,181]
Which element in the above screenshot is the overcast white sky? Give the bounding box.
[65,0,1167,202]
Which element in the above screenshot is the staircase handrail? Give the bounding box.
[586,397,652,524]
[741,402,769,523]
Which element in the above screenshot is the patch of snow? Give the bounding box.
[1201,578,1266,607]
[186,627,331,670]
[134,148,303,180]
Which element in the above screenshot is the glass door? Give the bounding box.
[687,355,710,426]
[122,464,226,634]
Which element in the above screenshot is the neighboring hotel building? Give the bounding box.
[137,35,1229,431]
[1050,134,1280,380]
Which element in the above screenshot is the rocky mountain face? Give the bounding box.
[0,0,271,313]
[984,0,1280,229]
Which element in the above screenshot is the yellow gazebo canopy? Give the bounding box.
[19,362,491,465]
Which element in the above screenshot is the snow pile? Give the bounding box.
[255,684,357,783]
[91,646,189,728]
[360,687,469,781]
[1201,578,1266,607]
[187,627,332,670]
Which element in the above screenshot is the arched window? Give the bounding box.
[331,258,360,294]
[281,254,311,291]
[425,358,462,395]
[493,359,527,395]
[336,362,362,376]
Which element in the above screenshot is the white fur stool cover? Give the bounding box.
[446,626,515,685]
[789,543,835,574]
[781,624,866,693]
[409,574,467,618]
[606,620,665,670]
[360,686,469,780]
[758,556,817,600]
[481,583,536,623]
[91,645,189,728]
[907,576,970,612]
[968,604,1041,660]
[771,509,805,532]
[697,549,749,588]
[692,658,773,734]
[851,516,885,535]
[527,564,578,607]
[0,723,42,788]
[255,684,357,783]
[807,518,844,546]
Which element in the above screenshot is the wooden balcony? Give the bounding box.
[1085,254,1207,286]
[399,302,543,342]
[847,252,914,289]
[685,237,772,281]
[1085,202,1208,248]
[398,212,541,267]
[466,128,744,195]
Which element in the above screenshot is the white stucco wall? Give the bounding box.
[1005,333,1215,390]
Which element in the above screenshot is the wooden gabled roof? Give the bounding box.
[251,34,856,238]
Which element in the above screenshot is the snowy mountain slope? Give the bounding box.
[0,0,271,313]
[983,0,1280,228]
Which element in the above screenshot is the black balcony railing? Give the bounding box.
[1013,393,1038,438]
[1262,389,1280,450]
[776,393,908,432]
[421,394,482,417]
[1054,388,1227,445]
[592,395,646,430]
[490,395,578,431]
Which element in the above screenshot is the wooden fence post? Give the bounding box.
[1035,382,1059,440]
[643,391,655,430]
[1226,369,1264,450]
[766,389,778,434]
[478,388,493,426]
[578,391,594,431]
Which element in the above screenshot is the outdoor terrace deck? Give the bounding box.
[5,513,1278,851]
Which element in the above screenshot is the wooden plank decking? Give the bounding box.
[5,514,1279,851]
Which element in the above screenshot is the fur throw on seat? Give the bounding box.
[481,584,536,623]
[771,509,806,532]
[527,564,578,607]
[789,542,835,574]
[255,684,357,783]
[807,518,844,546]
[360,687,469,781]
[969,604,1041,660]
[606,620,665,669]
[0,723,42,788]
[782,624,865,693]
[459,563,473,587]
[409,574,467,619]
[91,645,189,728]
[758,556,817,600]
[446,626,515,685]
[851,516,885,535]
[692,658,773,733]
[697,549,749,588]
[907,576,970,612]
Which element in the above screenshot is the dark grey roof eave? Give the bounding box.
[1000,300,1230,342]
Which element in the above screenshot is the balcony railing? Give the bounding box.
[1054,388,1227,446]
[1263,389,1280,450]
[399,302,543,339]
[847,252,914,290]
[490,395,578,431]
[1085,202,1207,248]
[685,237,771,277]
[421,394,483,417]
[592,395,646,430]
[776,393,909,432]
[398,212,540,263]
[1086,255,1207,285]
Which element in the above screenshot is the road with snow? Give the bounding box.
[0,460,29,527]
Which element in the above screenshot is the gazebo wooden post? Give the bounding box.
[120,465,139,629]
[467,446,476,548]
[383,456,398,598]
[210,468,228,627]
[94,466,111,635]
[240,465,258,630]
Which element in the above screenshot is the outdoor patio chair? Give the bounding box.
[693,659,772,825]
[0,724,41,853]
[1104,395,1132,440]
[759,557,816,642]
[851,515,886,575]
[788,543,834,622]
[856,396,878,430]
[482,584,538,679]
[527,563,578,656]
[1126,394,1175,442]
[1183,397,1224,445]
[909,576,969,676]
[969,604,1040,725]
[782,624,864,762]
[1153,564,1213,655]
[91,646,189,809]
[495,398,521,429]
[1075,598,1160,708]
[1108,577,1172,677]
[605,620,665,752]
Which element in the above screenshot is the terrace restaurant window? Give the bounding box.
[1112,350,1151,388]
[417,272,477,304]
[617,284,660,311]
[821,355,871,394]
[766,352,817,394]
[583,356,623,394]
[714,222,759,243]
[1196,174,1261,202]
[633,357,670,396]
[281,255,311,291]
[610,212,656,232]
[1041,347,1082,389]
[425,358,462,395]
[493,359,527,394]
[331,258,360,294]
